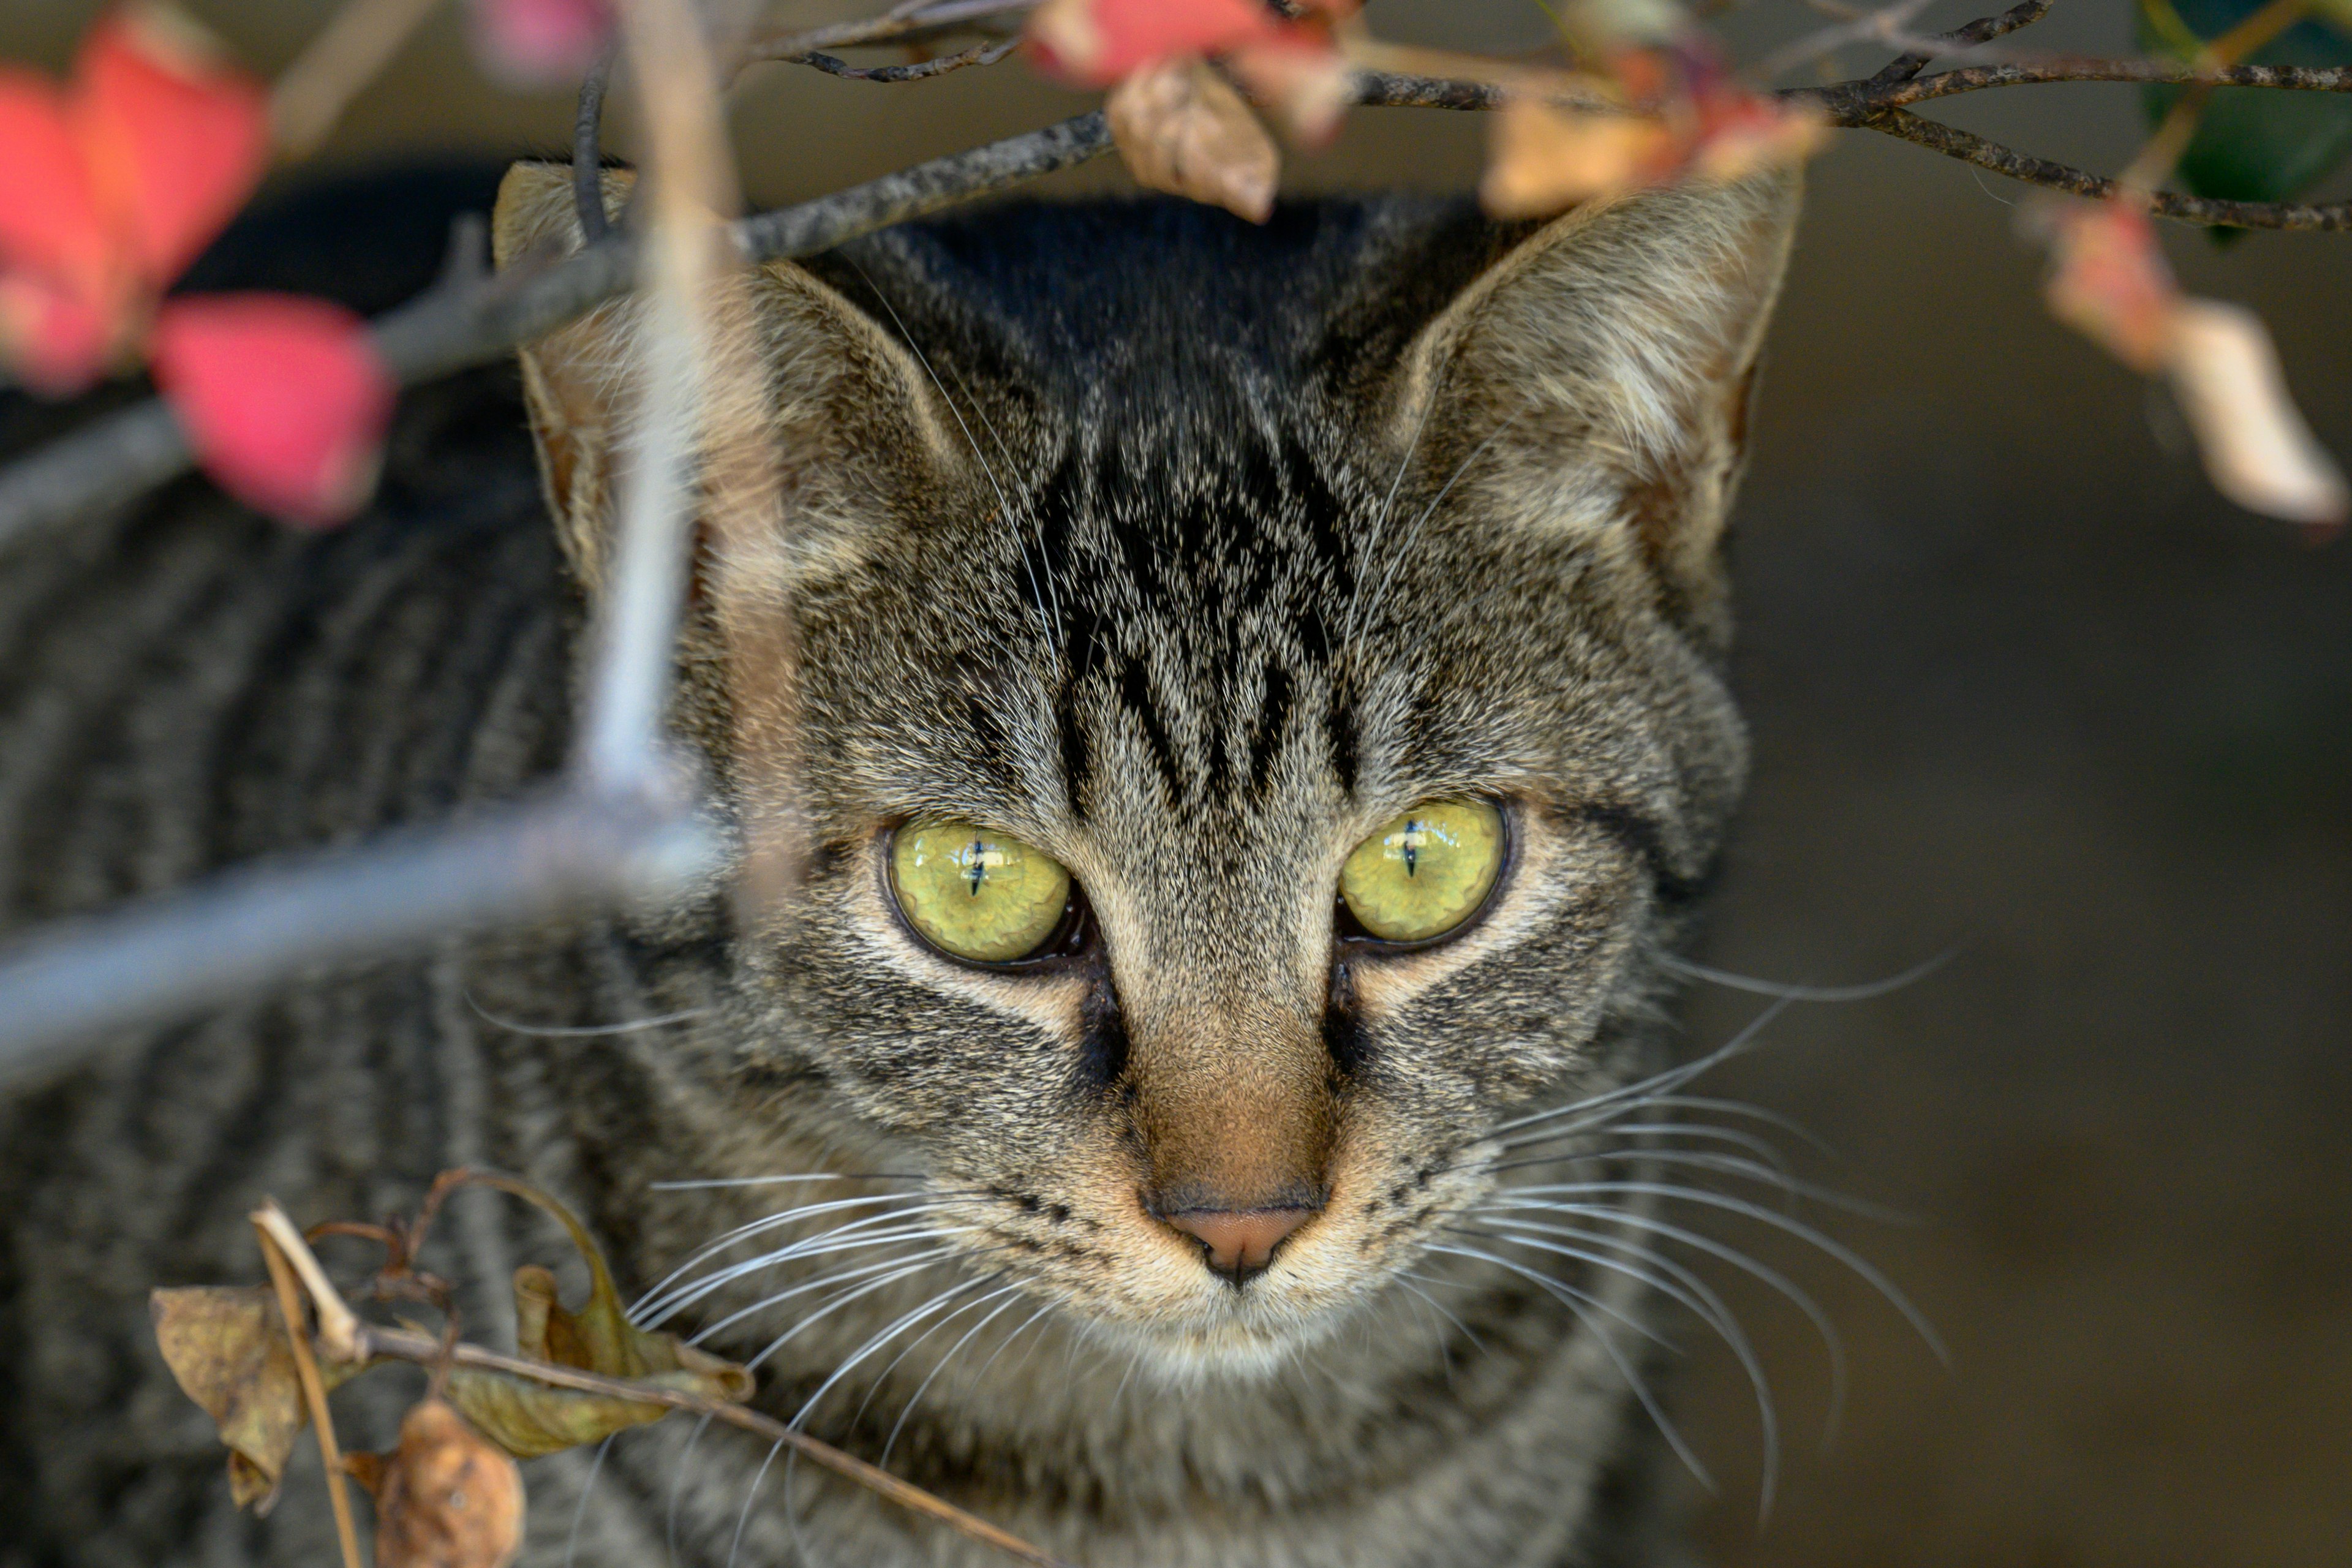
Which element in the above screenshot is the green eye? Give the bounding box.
[890,819,1072,963]
[1339,801,1505,944]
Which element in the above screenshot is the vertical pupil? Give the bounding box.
[1402,819,1422,878]
[966,837,987,896]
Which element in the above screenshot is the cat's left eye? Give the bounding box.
[889,819,1074,964]
[1339,800,1505,946]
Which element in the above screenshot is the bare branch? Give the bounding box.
[1858,107,2352,227]
[788,38,1020,81]
[572,42,618,243]
[348,1322,1081,1568]
[741,0,1038,69]
[1863,0,2056,89]
[1864,59,2352,106]
[0,111,1116,549]
[0,785,720,1087]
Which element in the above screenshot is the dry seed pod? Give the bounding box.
[373,1398,524,1568]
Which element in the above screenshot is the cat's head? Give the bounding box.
[496,168,1798,1376]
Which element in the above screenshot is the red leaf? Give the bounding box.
[0,71,111,287]
[153,295,394,527]
[74,5,268,289]
[467,0,616,86]
[1029,0,1287,89]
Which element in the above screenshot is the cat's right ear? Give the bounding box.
[491,161,966,589]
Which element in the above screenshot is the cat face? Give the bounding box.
[497,170,1798,1376]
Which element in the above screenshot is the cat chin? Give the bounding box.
[1068,1286,1366,1387]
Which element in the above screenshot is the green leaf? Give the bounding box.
[2139,0,2352,220]
[437,1177,754,1460]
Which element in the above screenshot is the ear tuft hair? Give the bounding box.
[1391,171,1801,642]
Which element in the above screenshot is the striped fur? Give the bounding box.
[1,170,1797,1567]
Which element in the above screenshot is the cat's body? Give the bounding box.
[0,175,1796,1567]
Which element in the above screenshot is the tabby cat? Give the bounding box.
[0,160,1798,1567]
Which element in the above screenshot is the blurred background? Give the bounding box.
[6,2,2347,1564]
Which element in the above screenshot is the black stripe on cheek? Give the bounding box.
[1324,957,1371,1077]
[1576,804,1716,909]
[1072,965,1130,1094]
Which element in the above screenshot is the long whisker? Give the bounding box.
[1448,1221,1781,1520]
[632,1194,946,1317]
[562,1433,615,1568]
[1496,1182,1950,1362]
[640,1218,977,1330]
[703,1247,962,1355]
[1486,1148,1915,1224]
[790,1276,1001,1429]
[1396,1270,1487,1355]
[1476,1199,1852,1444]
[1656,948,1955,1003]
[1479,995,1795,1144]
[1496,1117,1796,1172]
[1349,413,1521,650]
[1426,1241,1713,1494]
[647,1173,928,1190]
[466,991,712,1037]
[633,1197,980,1324]
[880,1286,1031,1466]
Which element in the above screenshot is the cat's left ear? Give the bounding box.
[1387,170,1801,636]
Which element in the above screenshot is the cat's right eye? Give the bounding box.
[889,819,1074,964]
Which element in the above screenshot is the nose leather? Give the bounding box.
[1160,1207,1316,1284]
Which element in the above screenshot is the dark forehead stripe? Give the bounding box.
[1039,419,1357,817]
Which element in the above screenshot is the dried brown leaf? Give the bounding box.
[2161,300,2350,528]
[440,1178,752,1458]
[1106,56,1280,222]
[1226,40,1355,146]
[1482,97,1679,217]
[150,1285,364,1513]
[370,1398,524,1568]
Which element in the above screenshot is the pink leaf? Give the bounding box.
[1028,0,1286,89]
[0,273,119,396]
[467,0,616,87]
[152,295,394,527]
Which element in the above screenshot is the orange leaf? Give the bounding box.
[369,1400,525,1568]
[74,4,268,290]
[466,0,616,88]
[1687,91,1827,184]
[1482,97,1683,217]
[0,70,126,391]
[1106,56,1281,222]
[152,295,394,527]
[2160,300,2349,529]
[1029,0,1287,89]
[2043,200,2177,374]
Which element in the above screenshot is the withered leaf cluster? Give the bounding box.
[151,1172,755,1568]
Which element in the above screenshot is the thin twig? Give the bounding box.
[0,111,1116,551]
[255,1221,364,1568]
[255,1202,364,1360]
[1856,58,2352,107]
[0,785,717,1085]
[1863,0,2055,89]
[1860,107,2352,227]
[788,38,1019,82]
[573,42,618,243]
[270,0,443,157]
[738,0,1037,69]
[349,1323,1079,1568]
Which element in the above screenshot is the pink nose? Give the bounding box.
[1160,1207,1316,1284]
